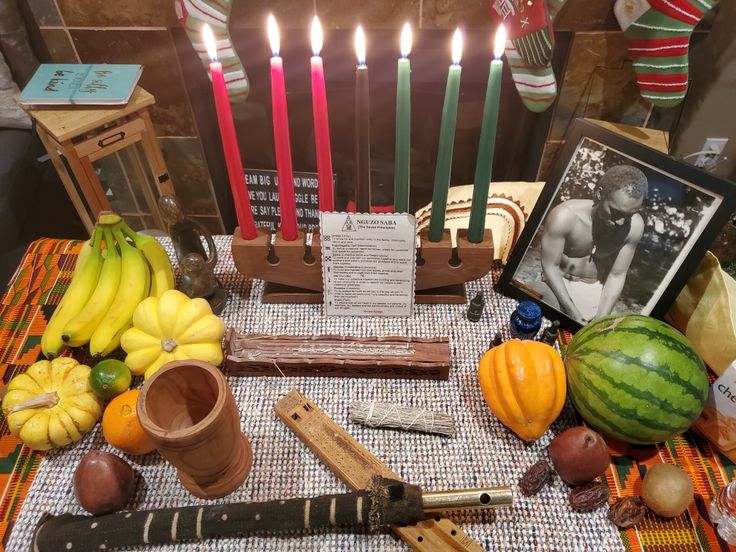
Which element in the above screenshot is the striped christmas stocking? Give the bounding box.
[505,44,558,112]
[493,0,567,113]
[175,0,249,102]
[491,0,554,67]
[614,0,718,107]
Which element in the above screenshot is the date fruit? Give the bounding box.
[608,496,647,528]
[569,481,610,512]
[520,460,552,496]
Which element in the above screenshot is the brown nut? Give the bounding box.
[608,496,647,528]
[519,460,552,497]
[569,481,610,512]
[73,451,136,516]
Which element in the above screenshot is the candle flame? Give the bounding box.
[202,24,217,62]
[267,14,280,56]
[400,23,412,58]
[355,25,366,66]
[494,24,506,59]
[451,28,463,65]
[311,16,323,56]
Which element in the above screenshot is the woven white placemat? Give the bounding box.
[7,236,623,552]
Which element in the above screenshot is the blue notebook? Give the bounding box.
[19,64,143,106]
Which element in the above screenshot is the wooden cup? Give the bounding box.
[137,360,253,499]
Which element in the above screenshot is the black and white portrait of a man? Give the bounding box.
[509,136,722,326]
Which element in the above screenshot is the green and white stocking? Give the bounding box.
[176,0,249,102]
[495,0,568,113]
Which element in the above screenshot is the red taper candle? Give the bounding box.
[202,24,257,239]
[310,16,334,212]
[267,15,299,241]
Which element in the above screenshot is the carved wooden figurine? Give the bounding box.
[159,194,227,314]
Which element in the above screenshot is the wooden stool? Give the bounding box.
[24,87,174,234]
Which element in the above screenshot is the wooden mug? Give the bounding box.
[137,360,253,499]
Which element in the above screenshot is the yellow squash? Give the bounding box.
[478,339,566,441]
[120,289,225,379]
[2,358,102,450]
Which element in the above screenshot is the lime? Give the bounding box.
[90,359,132,400]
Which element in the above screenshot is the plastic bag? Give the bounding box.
[666,251,736,376]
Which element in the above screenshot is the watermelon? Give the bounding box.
[564,314,709,445]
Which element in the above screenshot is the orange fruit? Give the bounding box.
[102,390,155,455]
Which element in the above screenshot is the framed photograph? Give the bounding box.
[498,119,736,331]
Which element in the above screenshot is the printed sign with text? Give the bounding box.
[245,169,335,230]
[320,212,416,317]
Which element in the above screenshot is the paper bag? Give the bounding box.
[666,251,736,376]
[693,361,736,462]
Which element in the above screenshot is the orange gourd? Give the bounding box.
[478,339,566,441]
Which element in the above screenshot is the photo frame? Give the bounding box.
[498,118,736,331]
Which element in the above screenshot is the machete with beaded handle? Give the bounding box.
[275,389,507,551]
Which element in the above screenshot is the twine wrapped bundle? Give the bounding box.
[349,401,456,437]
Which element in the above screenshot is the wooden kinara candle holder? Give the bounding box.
[231,226,494,304]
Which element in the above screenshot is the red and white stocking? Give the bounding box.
[614,0,718,107]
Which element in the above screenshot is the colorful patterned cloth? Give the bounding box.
[0,238,734,551]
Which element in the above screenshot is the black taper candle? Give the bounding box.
[354,26,371,213]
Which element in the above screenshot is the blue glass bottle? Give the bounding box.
[510,301,542,339]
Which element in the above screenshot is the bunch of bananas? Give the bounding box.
[41,213,175,359]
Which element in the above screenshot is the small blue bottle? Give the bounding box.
[510,301,542,339]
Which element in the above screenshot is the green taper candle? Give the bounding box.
[428,29,463,243]
[468,25,506,243]
[394,23,412,213]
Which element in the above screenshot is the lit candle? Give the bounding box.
[354,25,371,213]
[310,16,334,212]
[394,23,412,214]
[267,14,298,241]
[202,24,257,239]
[468,25,506,243]
[428,29,463,243]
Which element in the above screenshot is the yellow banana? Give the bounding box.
[73,233,95,270]
[97,212,122,226]
[62,228,122,347]
[119,221,174,297]
[99,322,133,357]
[89,228,150,356]
[41,229,103,359]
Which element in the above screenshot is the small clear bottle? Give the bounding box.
[710,481,736,544]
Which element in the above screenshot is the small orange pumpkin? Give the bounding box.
[478,339,566,441]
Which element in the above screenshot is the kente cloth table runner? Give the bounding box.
[1,237,734,551]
